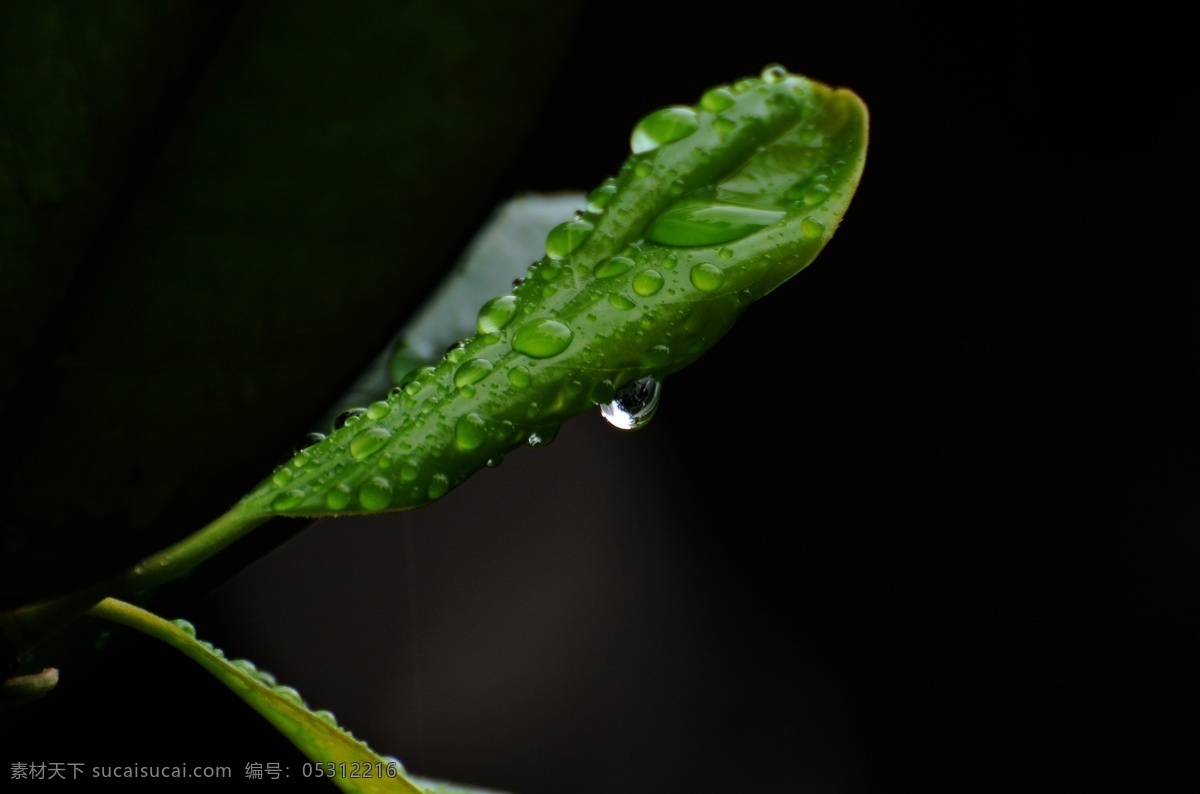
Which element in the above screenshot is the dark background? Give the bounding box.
[3,2,1195,793]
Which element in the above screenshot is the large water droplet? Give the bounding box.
[333,408,366,430]
[456,413,488,451]
[454,358,493,389]
[513,319,573,358]
[593,256,634,280]
[477,295,519,333]
[545,219,593,260]
[601,377,662,430]
[272,489,306,511]
[350,427,392,460]
[609,293,636,310]
[326,484,352,511]
[690,262,725,292]
[633,269,665,296]
[231,658,258,677]
[587,180,618,212]
[699,87,735,112]
[366,400,391,421]
[272,685,305,706]
[508,365,532,388]
[647,198,785,246]
[171,619,196,638]
[358,477,393,511]
[801,216,826,240]
[631,106,699,153]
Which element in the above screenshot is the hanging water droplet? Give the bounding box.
[699,86,735,112]
[647,198,785,246]
[326,484,352,511]
[587,180,618,212]
[486,453,504,468]
[350,427,392,460]
[513,319,573,358]
[294,432,326,454]
[593,256,634,280]
[527,426,559,447]
[477,294,519,334]
[171,619,196,638]
[631,106,699,154]
[690,262,725,292]
[632,269,665,296]
[272,489,306,511]
[456,413,488,451]
[600,376,663,430]
[358,477,393,511]
[333,408,366,430]
[545,219,593,259]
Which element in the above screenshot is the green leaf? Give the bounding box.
[87,598,423,794]
[231,65,868,522]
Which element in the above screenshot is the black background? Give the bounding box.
[4,2,1196,793]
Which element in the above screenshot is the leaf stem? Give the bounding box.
[1,504,268,654]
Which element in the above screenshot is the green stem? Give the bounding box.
[117,502,269,593]
[1,503,268,654]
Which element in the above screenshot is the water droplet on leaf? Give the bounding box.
[477,295,519,333]
[647,198,785,246]
[631,106,699,153]
[593,256,634,280]
[690,262,725,292]
[454,358,493,389]
[513,319,573,358]
[699,87,735,112]
[333,409,366,430]
[358,477,393,511]
[350,427,392,460]
[545,219,593,259]
[633,269,665,296]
